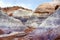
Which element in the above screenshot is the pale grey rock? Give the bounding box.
[0,10,27,34]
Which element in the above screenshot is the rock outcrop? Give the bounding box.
[0,10,27,34]
[20,7,60,40]
[1,6,32,16]
[0,0,60,40]
[34,2,60,18]
[34,3,55,13]
[12,9,32,17]
[0,6,33,24]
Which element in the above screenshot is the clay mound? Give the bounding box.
[34,3,55,13]
[1,6,32,17]
[0,10,27,34]
[34,3,60,18]
[21,8,60,40]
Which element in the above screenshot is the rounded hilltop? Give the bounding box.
[34,0,60,18]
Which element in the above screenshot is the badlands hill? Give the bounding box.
[0,3,60,18]
[34,2,60,17]
[0,10,27,34]
[0,0,60,40]
[1,6,32,16]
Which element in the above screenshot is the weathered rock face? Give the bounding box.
[12,9,32,17]
[20,7,60,40]
[33,3,56,25]
[35,3,55,13]
[0,6,33,24]
[0,10,27,34]
[34,3,60,18]
[11,9,33,24]
[1,6,32,16]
